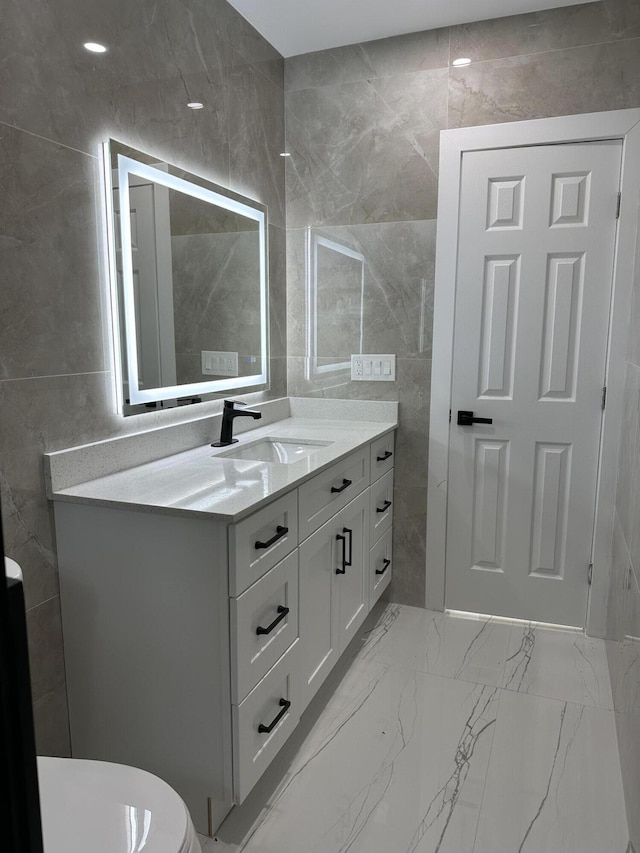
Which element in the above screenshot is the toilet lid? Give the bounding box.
[37,757,201,853]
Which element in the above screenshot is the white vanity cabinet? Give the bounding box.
[52,426,395,837]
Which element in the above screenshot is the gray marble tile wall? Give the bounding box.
[284,0,640,608]
[608,209,640,850]
[1,0,285,755]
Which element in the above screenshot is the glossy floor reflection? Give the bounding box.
[199,604,628,853]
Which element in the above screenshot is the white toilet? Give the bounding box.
[37,756,202,853]
[5,557,202,853]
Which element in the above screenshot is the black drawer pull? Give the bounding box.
[377,450,393,462]
[331,478,352,494]
[255,525,288,550]
[376,558,391,576]
[258,698,291,734]
[376,499,392,514]
[256,605,289,636]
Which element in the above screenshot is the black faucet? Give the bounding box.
[212,400,262,447]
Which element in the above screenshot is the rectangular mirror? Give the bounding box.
[103,140,269,414]
[307,231,364,377]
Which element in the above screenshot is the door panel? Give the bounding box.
[336,490,369,651]
[446,140,621,626]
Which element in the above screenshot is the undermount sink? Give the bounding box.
[214,437,333,465]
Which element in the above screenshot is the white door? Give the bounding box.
[446,140,621,626]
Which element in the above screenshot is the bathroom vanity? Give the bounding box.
[46,398,397,835]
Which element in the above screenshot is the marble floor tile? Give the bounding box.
[205,605,627,852]
[218,659,499,853]
[502,621,614,709]
[473,690,628,853]
[359,604,513,687]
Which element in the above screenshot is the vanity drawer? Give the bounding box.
[370,526,392,605]
[298,448,370,541]
[233,640,300,803]
[370,433,395,482]
[231,550,298,704]
[229,491,298,596]
[369,469,394,545]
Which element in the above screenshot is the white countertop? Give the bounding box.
[48,415,396,522]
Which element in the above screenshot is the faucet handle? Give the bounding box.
[224,399,248,409]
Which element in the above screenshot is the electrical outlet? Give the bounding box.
[351,355,364,377]
[351,354,396,381]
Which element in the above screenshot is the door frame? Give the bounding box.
[426,109,640,637]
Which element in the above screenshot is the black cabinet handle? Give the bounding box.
[255,525,288,550]
[256,605,289,636]
[258,698,291,734]
[331,478,352,494]
[336,532,347,574]
[457,410,493,426]
[376,499,392,514]
[377,450,393,461]
[336,526,353,574]
[343,527,353,566]
[376,558,391,576]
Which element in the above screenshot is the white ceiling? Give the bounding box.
[226,0,589,57]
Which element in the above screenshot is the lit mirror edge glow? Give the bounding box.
[101,141,124,413]
[306,231,365,378]
[103,141,269,411]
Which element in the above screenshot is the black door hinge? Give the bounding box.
[588,563,593,586]
[601,385,607,411]
[616,192,621,219]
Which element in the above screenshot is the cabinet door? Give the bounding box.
[335,490,370,652]
[298,518,341,711]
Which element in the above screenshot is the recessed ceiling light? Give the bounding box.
[280,152,291,157]
[84,42,107,53]
[452,57,471,67]
[187,102,204,110]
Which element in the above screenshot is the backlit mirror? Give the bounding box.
[103,140,268,414]
[307,231,364,377]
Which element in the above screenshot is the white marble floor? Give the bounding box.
[199,604,629,853]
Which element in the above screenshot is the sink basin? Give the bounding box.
[215,437,333,465]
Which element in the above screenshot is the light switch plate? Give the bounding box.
[201,351,239,376]
[350,354,396,381]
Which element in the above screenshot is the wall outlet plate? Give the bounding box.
[350,354,396,381]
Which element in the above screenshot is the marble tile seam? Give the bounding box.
[284,218,438,231]
[447,34,640,69]
[284,64,452,94]
[284,34,640,95]
[0,119,96,159]
[0,370,109,386]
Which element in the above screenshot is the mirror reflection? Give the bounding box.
[105,140,268,414]
[307,231,364,377]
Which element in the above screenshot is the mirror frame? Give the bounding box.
[306,231,364,377]
[102,142,269,411]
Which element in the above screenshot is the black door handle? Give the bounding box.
[376,450,393,461]
[255,525,288,550]
[331,478,352,494]
[457,410,493,426]
[376,558,391,576]
[256,605,289,636]
[376,499,392,513]
[258,698,291,734]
